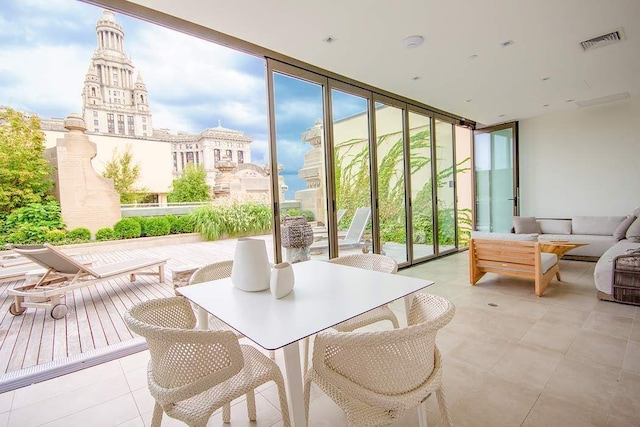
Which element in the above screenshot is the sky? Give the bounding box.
[0,0,366,199]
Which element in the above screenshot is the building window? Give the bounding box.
[195,152,199,164]
[214,149,220,162]
[127,115,134,135]
[117,114,125,134]
[180,152,185,170]
[142,117,146,123]
[107,113,115,134]
[225,150,232,161]
[186,152,194,164]
[172,152,177,172]
[142,125,147,130]
[238,151,244,164]
[94,128,99,133]
[91,88,96,97]
[93,111,98,117]
[93,119,99,126]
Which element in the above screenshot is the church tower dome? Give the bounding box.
[82,10,152,137]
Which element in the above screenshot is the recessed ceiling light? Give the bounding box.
[498,114,506,118]
[403,35,424,49]
[465,99,472,103]
[411,76,421,80]
[323,36,337,44]
[541,77,551,81]
[468,54,478,60]
[565,99,575,103]
[500,40,515,47]
[543,104,550,107]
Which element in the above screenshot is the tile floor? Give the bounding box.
[0,252,638,426]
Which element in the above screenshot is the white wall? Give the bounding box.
[519,97,640,218]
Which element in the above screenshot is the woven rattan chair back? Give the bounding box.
[328,253,398,273]
[189,260,234,285]
[125,297,291,427]
[304,293,455,427]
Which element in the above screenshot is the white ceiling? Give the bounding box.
[127,0,640,127]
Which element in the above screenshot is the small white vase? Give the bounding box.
[231,238,271,292]
[270,262,295,299]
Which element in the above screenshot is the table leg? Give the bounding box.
[196,306,209,330]
[282,341,306,427]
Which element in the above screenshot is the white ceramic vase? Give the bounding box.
[270,262,295,299]
[230,238,271,292]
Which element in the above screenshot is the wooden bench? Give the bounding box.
[469,238,560,296]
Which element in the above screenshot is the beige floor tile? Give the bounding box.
[594,299,638,317]
[11,359,124,410]
[630,318,640,343]
[542,358,618,410]
[565,330,627,369]
[484,312,536,342]
[8,375,131,426]
[0,392,13,414]
[449,375,540,426]
[538,306,590,329]
[118,350,150,373]
[116,416,145,427]
[307,393,347,426]
[124,364,148,392]
[0,412,8,427]
[607,412,640,427]
[502,298,550,321]
[490,344,563,390]
[519,321,579,354]
[204,393,285,426]
[521,392,608,426]
[439,357,487,407]
[610,370,640,421]
[582,310,634,340]
[448,335,512,371]
[40,394,140,427]
[622,340,640,374]
[131,387,155,417]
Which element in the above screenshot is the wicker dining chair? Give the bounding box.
[304,293,455,427]
[188,260,276,359]
[124,296,291,427]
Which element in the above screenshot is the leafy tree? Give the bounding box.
[0,108,53,218]
[102,144,148,204]
[167,164,211,203]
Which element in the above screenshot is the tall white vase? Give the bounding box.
[231,238,271,292]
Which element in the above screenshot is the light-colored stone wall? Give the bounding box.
[46,115,121,235]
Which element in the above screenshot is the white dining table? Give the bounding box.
[177,260,434,427]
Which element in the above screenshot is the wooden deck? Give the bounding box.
[0,237,274,378]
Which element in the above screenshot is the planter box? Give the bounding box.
[54,233,205,255]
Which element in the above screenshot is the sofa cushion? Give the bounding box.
[540,253,558,274]
[537,219,572,235]
[513,216,540,234]
[572,216,626,236]
[614,216,637,240]
[626,217,640,243]
[471,231,538,241]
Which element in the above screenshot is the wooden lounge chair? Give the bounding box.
[8,243,167,319]
[0,263,46,284]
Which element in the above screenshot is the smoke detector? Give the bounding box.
[580,29,624,51]
[403,35,424,49]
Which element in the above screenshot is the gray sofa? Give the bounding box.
[513,211,640,299]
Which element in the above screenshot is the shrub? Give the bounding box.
[5,224,49,243]
[95,227,116,241]
[45,229,66,243]
[113,218,142,239]
[191,203,271,240]
[171,215,196,234]
[145,217,171,237]
[1,201,64,242]
[66,227,91,242]
[131,216,149,237]
[163,214,177,225]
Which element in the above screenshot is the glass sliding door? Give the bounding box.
[408,110,434,261]
[268,62,330,261]
[330,85,373,257]
[434,119,457,253]
[455,125,473,248]
[473,123,518,232]
[373,100,408,265]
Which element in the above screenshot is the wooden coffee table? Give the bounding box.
[539,241,589,259]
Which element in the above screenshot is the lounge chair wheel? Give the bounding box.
[51,304,68,319]
[9,303,26,316]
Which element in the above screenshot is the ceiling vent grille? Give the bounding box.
[580,30,624,51]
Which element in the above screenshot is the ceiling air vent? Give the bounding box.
[580,30,624,51]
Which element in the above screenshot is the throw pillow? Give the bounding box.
[626,217,640,243]
[513,216,540,234]
[614,215,636,240]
